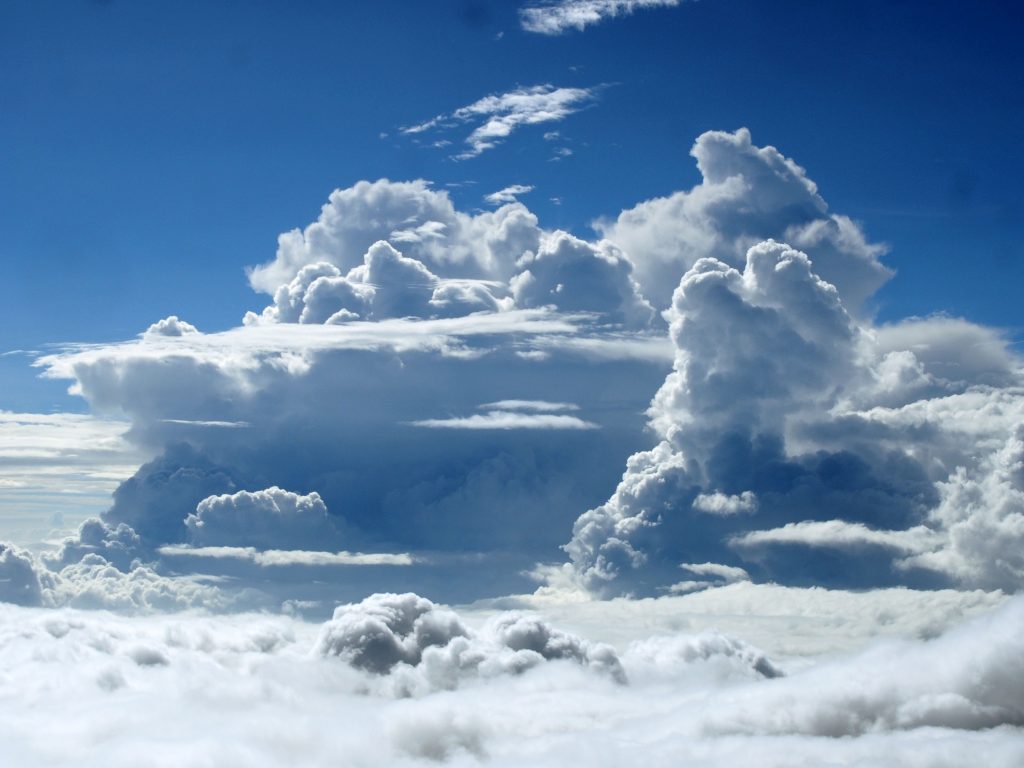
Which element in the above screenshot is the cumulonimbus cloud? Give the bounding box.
[563,235,1024,597]
[7,127,1021,610]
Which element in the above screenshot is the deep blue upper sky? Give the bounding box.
[2,0,1021,411]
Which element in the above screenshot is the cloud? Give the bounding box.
[256,242,512,325]
[486,185,535,205]
[692,490,758,515]
[0,411,141,542]
[0,591,1022,766]
[511,231,656,328]
[598,128,892,311]
[563,238,1024,596]
[184,487,346,550]
[625,630,781,681]
[668,561,751,594]
[246,179,541,293]
[100,443,238,547]
[481,399,580,412]
[161,419,250,428]
[410,411,598,430]
[402,85,598,159]
[47,554,229,612]
[24,128,1024,608]
[244,181,660,333]
[144,315,199,337]
[0,542,46,606]
[520,0,682,34]
[872,314,1021,393]
[47,518,142,571]
[2,540,228,612]
[411,399,594,431]
[36,307,669,590]
[696,597,1024,738]
[315,592,624,694]
[157,545,414,567]
[732,520,942,554]
[903,424,1024,590]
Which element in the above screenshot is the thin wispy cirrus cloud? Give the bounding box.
[485,184,535,205]
[520,0,683,35]
[156,544,416,567]
[409,400,598,430]
[402,84,598,158]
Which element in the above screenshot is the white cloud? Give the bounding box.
[410,411,598,430]
[903,424,1024,590]
[161,419,250,428]
[503,580,1007,660]
[598,128,892,310]
[511,231,656,328]
[246,179,542,293]
[256,242,510,325]
[520,0,682,34]
[692,490,758,515]
[2,541,228,612]
[625,629,781,681]
[185,487,346,550]
[144,315,199,337]
[668,559,751,593]
[0,542,45,605]
[480,399,580,412]
[35,305,668,580]
[315,592,624,694]
[48,554,229,612]
[562,237,1024,597]
[679,561,750,583]
[402,85,598,159]
[0,592,1021,766]
[731,520,942,554]
[410,398,596,431]
[486,184,535,205]
[21,128,1024,608]
[157,545,414,567]
[0,411,142,543]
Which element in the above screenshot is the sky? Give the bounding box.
[2,1,1024,765]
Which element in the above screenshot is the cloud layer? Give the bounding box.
[0,591,1022,766]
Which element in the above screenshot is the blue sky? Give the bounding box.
[2,0,1022,412]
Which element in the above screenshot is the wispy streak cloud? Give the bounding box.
[520,0,682,35]
[409,411,597,430]
[158,545,415,567]
[485,184,535,205]
[402,84,598,158]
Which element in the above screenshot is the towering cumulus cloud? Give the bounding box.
[246,179,541,292]
[12,128,1020,612]
[563,238,1024,595]
[599,128,892,311]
